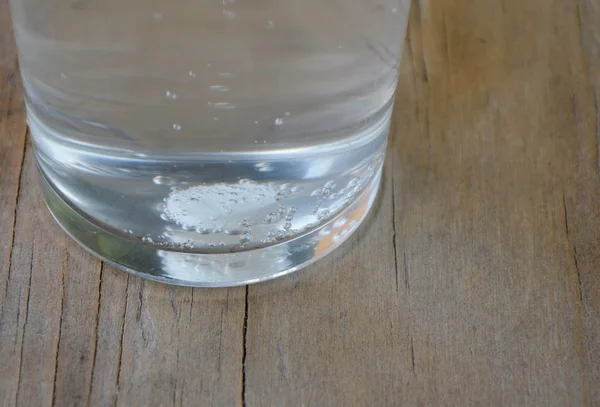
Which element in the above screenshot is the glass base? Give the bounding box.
[39,167,382,287]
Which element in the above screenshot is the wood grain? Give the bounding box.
[1,0,599,406]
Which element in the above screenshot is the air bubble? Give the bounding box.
[165,90,177,100]
[285,215,294,221]
[240,232,252,243]
[334,216,348,228]
[60,73,68,79]
[317,210,331,220]
[348,178,359,188]
[274,117,284,126]
[160,213,170,221]
[153,175,176,186]
[284,222,292,230]
[265,212,278,223]
[142,236,154,243]
[213,102,236,109]
[284,111,291,116]
[209,85,231,92]
[319,225,333,236]
[288,206,297,214]
[196,227,212,234]
[280,183,292,191]
[255,162,273,172]
[194,264,209,271]
[266,20,275,29]
[222,9,235,19]
[310,189,322,196]
[225,229,243,236]
[229,261,245,268]
[275,192,284,201]
[173,124,182,131]
[324,181,336,189]
[188,71,197,78]
[290,186,300,193]
[152,12,163,21]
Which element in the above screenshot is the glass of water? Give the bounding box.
[9,0,410,286]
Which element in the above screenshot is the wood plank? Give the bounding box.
[394,0,591,404]
[1,127,246,407]
[244,157,409,405]
[1,148,72,407]
[115,281,245,407]
[243,0,599,405]
[569,1,600,403]
[88,265,129,407]
[1,146,104,407]
[0,0,27,362]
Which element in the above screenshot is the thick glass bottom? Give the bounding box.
[39,166,382,287]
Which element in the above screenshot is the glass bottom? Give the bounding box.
[39,166,382,287]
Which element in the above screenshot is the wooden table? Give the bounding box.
[1,0,599,405]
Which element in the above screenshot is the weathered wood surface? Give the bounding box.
[0,0,599,405]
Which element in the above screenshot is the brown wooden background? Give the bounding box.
[1,0,599,405]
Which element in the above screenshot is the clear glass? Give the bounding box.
[9,0,410,286]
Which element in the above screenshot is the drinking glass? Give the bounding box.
[9,0,410,286]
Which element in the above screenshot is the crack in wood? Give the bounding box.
[2,127,27,314]
[410,336,416,374]
[115,275,130,406]
[403,248,410,290]
[86,262,104,407]
[14,246,34,407]
[51,247,68,407]
[562,193,584,305]
[392,166,400,294]
[241,286,249,407]
[594,91,600,180]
